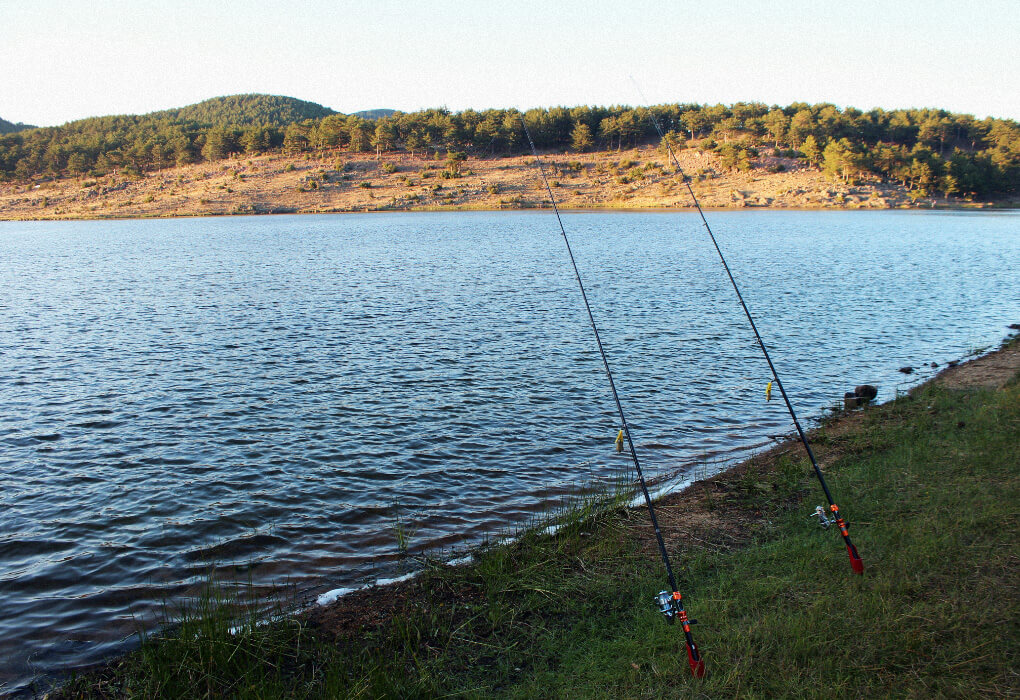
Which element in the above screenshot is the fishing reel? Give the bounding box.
[809,505,835,529]
[655,591,676,622]
[655,591,697,626]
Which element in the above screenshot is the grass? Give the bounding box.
[57,366,1019,698]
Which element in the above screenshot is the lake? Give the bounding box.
[1,209,1017,693]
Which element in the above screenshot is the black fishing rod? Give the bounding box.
[521,118,706,677]
[639,103,863,575]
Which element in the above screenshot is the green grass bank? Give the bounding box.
[57,340,1020,698]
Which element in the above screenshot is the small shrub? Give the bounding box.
[359,181,372,189]
[285,163,296,172]
[381,162,397,174]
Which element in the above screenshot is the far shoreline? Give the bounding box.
[3,203,1019,225]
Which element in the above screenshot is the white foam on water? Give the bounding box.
[629,473,698,509]
[316,552,484,607]
[375,572,417,587]
[316,587,360,606]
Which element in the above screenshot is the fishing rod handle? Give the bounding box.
[829,504,864,574]
[673,591,706,677]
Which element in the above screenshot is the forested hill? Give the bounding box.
[0,117,35,135]
[1,97,1018,198]
[148,94,335,126]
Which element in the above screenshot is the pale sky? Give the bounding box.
[3,0,1018,127]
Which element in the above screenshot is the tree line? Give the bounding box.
[1,96,1017,198]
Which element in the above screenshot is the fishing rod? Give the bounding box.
[520,118,706,678]
[637,101,864,575]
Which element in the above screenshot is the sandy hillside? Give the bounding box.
[0,146,1010,220]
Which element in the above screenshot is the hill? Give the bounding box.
[0,117,35,134]
[1,98,1017,199]
[3,143,1015,220]
[148,94,336,127]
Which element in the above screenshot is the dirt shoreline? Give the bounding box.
[4,146,1016,221]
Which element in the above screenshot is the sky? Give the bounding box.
[3,0,1018,127]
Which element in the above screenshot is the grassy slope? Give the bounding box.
[59,356,1019,698]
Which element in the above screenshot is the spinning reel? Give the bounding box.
[655,590,697,626]
[809,505,835,528]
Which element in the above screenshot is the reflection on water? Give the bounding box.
[1,210,1018,693]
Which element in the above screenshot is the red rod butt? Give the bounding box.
[686,645,706,678]
[847,544,864,575]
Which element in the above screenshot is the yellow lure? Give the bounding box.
[766,381,773,402]
[615,429,624,453]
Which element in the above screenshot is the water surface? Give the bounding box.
[1,210,1018,693]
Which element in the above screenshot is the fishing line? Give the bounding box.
[630,81,863,575]
[520,117,706,677]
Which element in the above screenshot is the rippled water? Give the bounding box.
[1,210,1017,693]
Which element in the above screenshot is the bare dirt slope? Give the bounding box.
[2,146,1008,221]
[933,342,1020,390]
